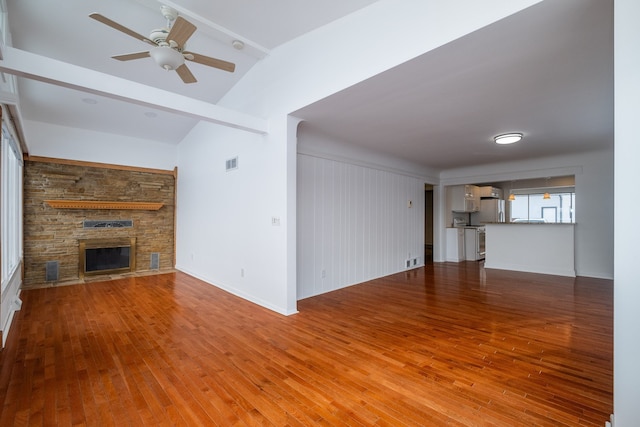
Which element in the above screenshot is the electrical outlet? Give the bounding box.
[272,217,281,226]
[241,268,244,277]
[321,269,326,278]
[405,259,411,268]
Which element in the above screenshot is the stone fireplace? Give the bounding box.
[23,157,176,288]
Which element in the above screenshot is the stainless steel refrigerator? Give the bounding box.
[476,199,505,223]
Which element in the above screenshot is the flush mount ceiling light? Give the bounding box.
[494,133,523,145]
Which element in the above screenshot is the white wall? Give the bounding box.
[24,120,177,170]
[614,0,640,425]
[297,153,426,299]
[440,148,614,279]
[297,125,440,182]
[176,1,539,314]
[296,126,434,299]
[175,120,293,314]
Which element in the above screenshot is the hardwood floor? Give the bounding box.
[0,263,612,426]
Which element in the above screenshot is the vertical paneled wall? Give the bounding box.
[297,154,425,300]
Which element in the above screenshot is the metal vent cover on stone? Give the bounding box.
[150,253,160,270]
[45,261,59,282]
[83,220,133,228]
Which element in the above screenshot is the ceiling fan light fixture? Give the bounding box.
[149,46,184,70]
[494,133,523,145]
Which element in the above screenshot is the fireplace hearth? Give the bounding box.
[79,238,136,279]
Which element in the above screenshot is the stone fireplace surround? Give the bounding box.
[23,157,176,288]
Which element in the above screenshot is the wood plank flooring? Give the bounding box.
[0,263,612,426]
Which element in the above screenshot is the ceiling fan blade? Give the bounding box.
[184,52,235,73]
[176,64,197,84]
[166,16,196,48]
[112,51,151,61]
[89,13,156,46]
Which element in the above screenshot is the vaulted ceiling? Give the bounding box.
[2,0,613,170]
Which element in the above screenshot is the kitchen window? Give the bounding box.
[510,190,575,223]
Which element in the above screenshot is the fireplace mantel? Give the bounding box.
[45,200,164,210]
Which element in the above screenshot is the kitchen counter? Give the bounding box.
[482,222,575,225]
[484,223,575,277]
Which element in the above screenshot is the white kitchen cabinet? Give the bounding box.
[449,185,480,212]
[446,228,465,262]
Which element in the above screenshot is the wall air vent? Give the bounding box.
[83,220,133,228]
[150,253,160,270]
[45,261,59,282]
[225,156,238,171]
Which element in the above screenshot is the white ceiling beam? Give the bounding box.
[0,47,268,135]
[157,0,270,59]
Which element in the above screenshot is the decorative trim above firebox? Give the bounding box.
[83,220,133,228]
[45,200,164,210]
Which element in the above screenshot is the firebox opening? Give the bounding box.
[85,247,130,272]
[79,238,136,279]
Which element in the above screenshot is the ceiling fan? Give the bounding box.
[89,5,235,84]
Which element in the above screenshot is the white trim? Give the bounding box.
[1,261,21,348]
[175,266,298,316]
[1,105,22,162]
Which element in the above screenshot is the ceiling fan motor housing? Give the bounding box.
[150,28,169,45]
